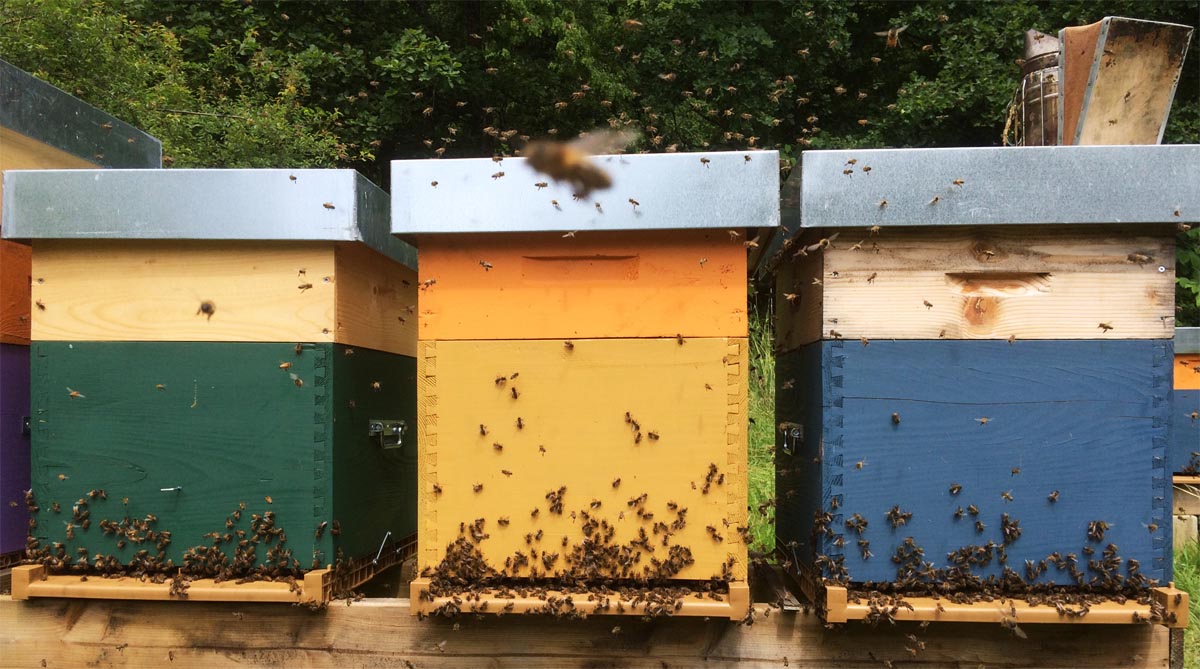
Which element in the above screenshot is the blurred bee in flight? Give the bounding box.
[520,129,640,198]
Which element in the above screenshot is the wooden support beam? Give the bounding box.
[0,595,1170,668]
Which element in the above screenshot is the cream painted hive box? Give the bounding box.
[392,152,779,618]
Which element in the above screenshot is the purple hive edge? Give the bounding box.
[0,343,30,555]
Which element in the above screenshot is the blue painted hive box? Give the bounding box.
[773,145,1199,590]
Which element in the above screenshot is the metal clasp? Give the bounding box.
[368,420,407,449]
[21,416,30,436]
[779,422,803,456]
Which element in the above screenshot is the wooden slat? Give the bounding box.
[1173,484,1200,516]
[333,242,418,356]
[775,226,1175,350]
[419,338,748,582]
[0,127,98,224]
[0,595,1169,668]
[1061,21,1105,145]
[416,230,747,340]
[0,240,30,344]
[31,240,337,343]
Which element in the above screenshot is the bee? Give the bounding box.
[648,431,660,441]
[473,483,484,493]
[1001,490,1013,502]
[594,202,603,214]
[323,202,336,210]
[923,300,933,309]
[265,496,273,504]
[1011,467,1021,476]
[949,483,962,495]
[495,375,507,386]
[891,412,900,425]
[520,129,638,197]
[628,198,640,209]
[612,478,621,488]
[830,330,843,339]
[954,506,965,519]
[700,157,711,167]
[155,384,166,390]
[420,279,437,290]
[501,469,513,477]
[1047,490,1059,503]
[564,340,574,350]
[874,24,909,48]
[867,272,877,284]
[479,261,493,271]
[493,443,504,452]
[928,196,940,205]
[967,505,979,516]
[433,484,442,494]
[430,181,438,188]
[511,387,520,399]
[783,293,799,305]
[35,299,46,311]
[491,171,505,180]
[290,373,304,387]
[1098,322,1114,332]
[197,301,216,320]
[975,520,986,533]
[976,417,990,425]
[531,508,540,518]
[315,521,328,539]
[677,334,686,345]
[480,424,489,436]
[516,417,524,429]
[1146,522,1159,533]
[67,388,85,399]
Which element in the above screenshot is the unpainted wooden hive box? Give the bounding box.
[1,169,418,573]
[772,145,1199,588]
[391,152,778,614]
[0,58,160,557]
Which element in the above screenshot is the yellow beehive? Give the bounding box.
[393,152,778,618]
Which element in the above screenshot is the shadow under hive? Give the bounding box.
[772,145,1199,591]
[391,151,779,618]
[3,169,418,583]
[0,57,161,557]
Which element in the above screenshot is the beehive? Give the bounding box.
[1172,328,1200,475]
[1,169,418,598]
[0,58,160,558]
[392,151,778,618]
[773,146,1198,600]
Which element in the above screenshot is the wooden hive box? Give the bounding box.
[1,169,419,590]
[1172,328,1200,475]
[0,58,160,557]
[391,151,779,618]
[772,146,1198,599]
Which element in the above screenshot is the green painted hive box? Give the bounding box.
[3,169,419,578]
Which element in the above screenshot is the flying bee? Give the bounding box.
[520,129,639,197]
[874,24,909,48]
[473,483,483,493]
[1047,490,1059,503]
[1098,322,1114,332]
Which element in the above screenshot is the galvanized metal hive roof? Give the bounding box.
[0,58,161,168]
[390,151,780,234]
[1179,328,1200,356]
[0,169,416,269]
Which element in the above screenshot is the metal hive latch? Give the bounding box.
[368,420,407,449]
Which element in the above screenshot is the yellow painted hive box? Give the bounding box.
[392,151,779,618]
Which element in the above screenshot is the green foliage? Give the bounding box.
[747,305,776,552]
[1,0,1197,321]
[1174,540,1200,667]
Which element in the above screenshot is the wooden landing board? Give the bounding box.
[11,565,332,605]
[418,338,748,582]
[30,240,417,355]
[0,239,31,344]
[0,595,1171,668]
[775,225,1175,351]
[416,230,746,340]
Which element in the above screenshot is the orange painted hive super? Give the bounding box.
[392,151,779,618]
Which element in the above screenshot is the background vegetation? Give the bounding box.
[1,0,1197,323]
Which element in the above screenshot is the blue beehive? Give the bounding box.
[773,146,1199,590]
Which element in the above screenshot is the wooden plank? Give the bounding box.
[776,225,1175,350]
[31,240,338,343]
[0,127,98,226]
[418,338,748,583]
[1172,485,1200,516]
[1173,515,1196,551]
[1061,21,1105,145]
[0,344,30,555]
[333,242,418,357]
[0,239,31,344]
[0,595,1170,668]
[1074,19,1193,145]
[416,230,747,340]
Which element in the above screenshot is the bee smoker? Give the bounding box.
[1014,29,1061,146]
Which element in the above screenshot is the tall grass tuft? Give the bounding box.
[1175,539,1200,667]
[747,305,776,552]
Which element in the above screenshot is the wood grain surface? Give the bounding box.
[0,240,30,344]
[0,596,1170,668]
